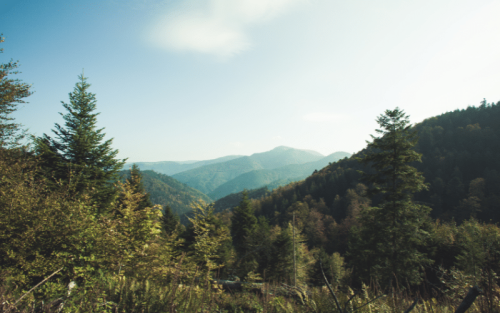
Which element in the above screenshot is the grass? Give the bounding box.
[2,273,498,313]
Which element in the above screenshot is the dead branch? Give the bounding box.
[14,267,64,305]
[454,286,482,313]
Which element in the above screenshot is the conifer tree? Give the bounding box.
[0,34,32,148]
[35,73,125,208]
[266,223,312,285]
[231,191,258,277]
[126,164,154,210]
[231,191,257,254]
[161,205,180,236]
[185,204,231,275]
[348,108,432,286]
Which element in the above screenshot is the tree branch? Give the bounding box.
[15,267,64,305]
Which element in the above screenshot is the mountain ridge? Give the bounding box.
[171,146,327,195]
[124,155,243,176]
[207,151,351,199]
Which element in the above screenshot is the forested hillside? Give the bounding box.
[251,100,500,227]
[208,151,351,199]
[171,146,325,195]
[212,186,270,213]
[120,169,212,215]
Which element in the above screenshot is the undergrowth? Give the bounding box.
[1,271,498,313]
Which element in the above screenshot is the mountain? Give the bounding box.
[207,151,351,199]
[120,169,212,215]
[124,155,243,176]
[171,146,326,195]
[252,100,500,227]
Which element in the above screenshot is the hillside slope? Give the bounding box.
[171,146,325,195]
[252,100,500,226]
[120,169,212,215]
[208,151,351,199]
[124,155,243,176]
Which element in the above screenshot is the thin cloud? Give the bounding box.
[272,135,282,140]
[148,0,307,57]
[303,113,345,122]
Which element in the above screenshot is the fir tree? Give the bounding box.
[0,34,32,148]
[35,73,125,208]
[348,108,432,286]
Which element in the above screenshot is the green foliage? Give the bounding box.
[213,186,269,213]
[0,148,172,301]
[184,204,232,275]
[35,74,125,208]
[0,34,33,148]
[310,249,348,288]
[161,205,181,236]
[266,223,314,286]
[349,108,432,286]
[123,164,154,210]
[358,108,428,200]
[231,192,258,254]
[455,219,500,311]
[254,100,500,232]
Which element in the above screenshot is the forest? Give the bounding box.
[1,35,500,313]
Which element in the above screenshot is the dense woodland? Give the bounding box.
[1,34,500,312]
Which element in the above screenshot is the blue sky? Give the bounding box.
[2,0,499,162]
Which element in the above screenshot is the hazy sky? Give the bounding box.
[2,0,499,162]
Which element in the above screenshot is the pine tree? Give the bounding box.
[0,34,33,148]
[35,73,125,208]
[348,108,432,286]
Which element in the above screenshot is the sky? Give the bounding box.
[1,0,500,162]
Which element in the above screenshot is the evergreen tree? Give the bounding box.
[35,73,125,208]
[184,204,231,275]
[231,191,257,253]
[231,191,258,277]
[267,227,294,283]
[161,205,180,236]
[266,223,312,285]
[348,108,432,286]
[0,34,33,148]
[125,164,154,210]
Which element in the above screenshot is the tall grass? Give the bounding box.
[2,271,498,313]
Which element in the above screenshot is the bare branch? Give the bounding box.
[320,261,344,313]
[15,267,64,305]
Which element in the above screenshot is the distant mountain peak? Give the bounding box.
[273,146,293,150]
[270,146,324,157]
